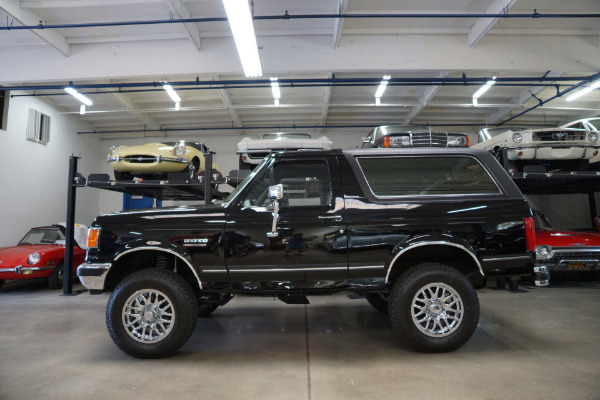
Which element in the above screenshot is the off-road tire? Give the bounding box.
[106,269,198,358]
[389,263,479,353]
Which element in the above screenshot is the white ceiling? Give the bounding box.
[1,0,599,140]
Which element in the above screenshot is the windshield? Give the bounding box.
[223,159,270,205]
[586,119,600,131]
[261,133,312,140]
[478,128,513,142]
[19,228,65,245]
[533,211,553,230]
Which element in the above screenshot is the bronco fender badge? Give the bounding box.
[146,241,161,245]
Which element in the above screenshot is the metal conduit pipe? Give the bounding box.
[8,82,579,99]
[3,74,598,93]
[498,73,600,125]
[1,12,599,31]
[77,122,557,136]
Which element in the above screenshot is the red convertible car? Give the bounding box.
[0,224,87,290]
[534,212,600,275]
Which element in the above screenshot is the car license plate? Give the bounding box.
[568,263,587,270]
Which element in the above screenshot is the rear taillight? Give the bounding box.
[524,217,536,252]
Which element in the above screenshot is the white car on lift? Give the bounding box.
[237,132,333,169]
[473,117,600,171]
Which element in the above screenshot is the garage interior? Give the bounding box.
[1,1,599,399]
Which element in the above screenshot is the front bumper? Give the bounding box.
[77,262,111,293]
[506,145,599,161]
[0,265,55,279]
[108,155,189,173]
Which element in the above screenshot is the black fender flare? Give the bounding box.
[385,234,483,284]
[113,239,203,289]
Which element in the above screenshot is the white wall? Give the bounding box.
[0,93,103,246]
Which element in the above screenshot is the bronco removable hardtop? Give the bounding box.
[78,148,536,358]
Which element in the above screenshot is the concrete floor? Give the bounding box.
[0,279,599,400]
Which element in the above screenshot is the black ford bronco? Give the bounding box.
[78,148,537,358]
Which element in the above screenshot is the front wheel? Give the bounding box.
[389,263,479,353]
[47,262,64,290]
[106,269,198,358]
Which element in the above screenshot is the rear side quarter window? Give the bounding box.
[356,156,500,197]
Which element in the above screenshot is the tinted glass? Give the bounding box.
[242,161,332,207]
[357,156,500,196]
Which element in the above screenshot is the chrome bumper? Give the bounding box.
[107,155,188,163]
[77,262,112,293]
[0,266,54,274]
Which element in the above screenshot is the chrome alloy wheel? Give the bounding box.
[122,289,176,344]
[411,283,463,338]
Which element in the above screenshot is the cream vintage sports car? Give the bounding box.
[107,141,220,180]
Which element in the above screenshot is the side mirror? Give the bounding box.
[267,184,283,238]
[269,184,283,201]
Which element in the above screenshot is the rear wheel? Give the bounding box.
[365,292,389,314]
[106,269,198,358]
[389,263,479,353]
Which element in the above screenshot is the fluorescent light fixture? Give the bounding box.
[163,83,181,103]
[566,80,600,102]
[270,77,281,99]
[79,105,86,115]
[374,75,391,100]
[375,97,381,106]
[223,0,262,77]
[274,99,280,107]
[64,87,93,106]
[472,77,496,100]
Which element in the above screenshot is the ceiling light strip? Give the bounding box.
[64,87,93,106]
[222,0,262,77]
[566,80,600,102]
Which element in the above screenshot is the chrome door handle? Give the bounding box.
[318,215,343,222]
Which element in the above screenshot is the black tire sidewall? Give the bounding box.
[47,262,64,290]
[106,269,198,358]
[365,292,389,314]
[389,263,480,353]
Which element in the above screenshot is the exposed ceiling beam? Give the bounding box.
[468,0,518,48]
[486,71,566,123]
[20,0,162,7]
[167,0,202,50]
[332,0,348,49]
[97,82,163,134]
[210,74,243,130]
[320,74,333,130]
[0,0,70,55]
[404,71,450,124]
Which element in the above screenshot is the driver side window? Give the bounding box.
[243,161,332,208]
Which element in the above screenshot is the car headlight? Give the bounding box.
[108,146,120,157]
[512,133,523,143]
[447,135,469,147]
[589,132,598,143]
[27,252,41,265]
[386,136,411,148]
[535,245,553,260]
[173,145,187,156]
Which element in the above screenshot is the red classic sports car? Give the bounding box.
[0,224,87,290]
[534,212,600,274]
